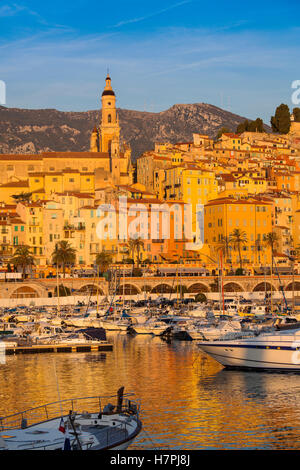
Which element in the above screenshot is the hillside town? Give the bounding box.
[0,74,300,285]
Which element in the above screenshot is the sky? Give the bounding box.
[0,0,300,123]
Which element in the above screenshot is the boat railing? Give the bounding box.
[0,393,140,431]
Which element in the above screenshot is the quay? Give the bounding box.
[4,342,113,355]
[1,274,300,303]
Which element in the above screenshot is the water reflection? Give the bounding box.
[1,332,300,449]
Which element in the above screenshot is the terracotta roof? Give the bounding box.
[0,180,29,188]
[205,196,272,207]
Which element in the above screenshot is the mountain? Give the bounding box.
[0,103,270,160]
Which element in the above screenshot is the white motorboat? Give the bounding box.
[0,322,25,337]
[0,389,142,450]
[100,317,132,331]
[197,328,300,371]
[198,320,245,341]
[133,319,169,336]
[68,313,103,329]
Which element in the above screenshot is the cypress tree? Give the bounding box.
[293,107,300,122]
[271,104,291,134]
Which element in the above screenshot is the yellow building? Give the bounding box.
[204,196,273,272]
[164,164,218,206]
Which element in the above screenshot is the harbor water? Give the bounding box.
[1,331,300,450]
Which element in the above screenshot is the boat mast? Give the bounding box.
[56,262,60,315]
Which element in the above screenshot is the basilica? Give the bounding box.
[0,74,133,198]
[89,73,133,186]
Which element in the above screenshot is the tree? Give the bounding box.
[195,293,207,303]
[229,229,248,271]
[209,277,220,292]
[126,238,144,267]
[95,251,112,275]
[52,240,76,278]
[126,239,137,262]
[216,127,231,139]
[11,245,35,278]
[271,104,291,134]
[248,118,264,132]
[12,192,32,203]
[216,235,231,262]
[293,107,300,122]
[54,284,71,297]
[236,118,264,133]
[236,120,249,133]
[264,232,279,272]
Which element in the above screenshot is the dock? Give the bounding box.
[4,342,113,355]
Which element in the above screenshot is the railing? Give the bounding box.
[0,392,140,431]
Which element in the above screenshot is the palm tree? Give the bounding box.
[126,238,144,267]
[52,240,76,278]
[229,229,248,271]
[95,251,112,275]
[216,235,231,263]
[264,232,279,273]
[131,238,144,268]
[126,239,136,261]
[11,245,35,278]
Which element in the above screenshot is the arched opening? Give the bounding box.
[76,284,104,296]
[286,282,300,291]
[108,114,112,123]
[116,284,140,295]
[187,283,209,293]
[151,284,175,293]
[253,282,276,292]
[11,286,39,298]
[223,282,244,292]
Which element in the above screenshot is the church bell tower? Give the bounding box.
[99,74,120,155]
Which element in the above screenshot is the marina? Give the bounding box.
[2,331,300,450]
[1,290,300,452]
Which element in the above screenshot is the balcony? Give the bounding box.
[64,224,85,231]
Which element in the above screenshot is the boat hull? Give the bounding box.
[198,333,300,371]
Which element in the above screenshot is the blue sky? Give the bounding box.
[0,0,300,123]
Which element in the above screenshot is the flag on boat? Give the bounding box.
[58,418,65,433]
[63,429,71,450]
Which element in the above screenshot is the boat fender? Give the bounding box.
[21,418,27,429]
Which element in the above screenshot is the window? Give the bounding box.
[108,114,112,123]
[69,178,74,182]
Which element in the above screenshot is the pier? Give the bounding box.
[4,342,113,355]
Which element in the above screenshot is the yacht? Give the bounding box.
[0,389,142,450]
[197,328,300,371]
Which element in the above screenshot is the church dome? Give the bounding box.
[102,89,115,96]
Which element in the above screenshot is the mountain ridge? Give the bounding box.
[0,103,270,160]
